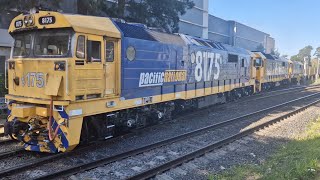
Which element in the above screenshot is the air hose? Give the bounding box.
[48,96,60,141]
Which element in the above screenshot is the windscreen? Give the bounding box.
[12,29,71,58]
[34,31,70,56]
[13,33,31,57]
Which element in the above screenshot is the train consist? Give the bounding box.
[4,11,315,153]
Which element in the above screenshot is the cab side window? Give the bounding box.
[241,58,245,67]
[106,41,114,62]
[87,40,101,62]
[76,35,85,59]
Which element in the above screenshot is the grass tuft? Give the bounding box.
[211,117,320,180]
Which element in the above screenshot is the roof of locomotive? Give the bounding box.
[9,11,121,38]
[115,21,250,56]
[291,60,303,65]
[260,52,276,60]
[276,57,290,63]
[114,21,186,46]
[251,51,267,59]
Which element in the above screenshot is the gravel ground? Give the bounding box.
[70,92,320,179]
[1,86,319,179]
[0,138,23,153]
[157,103,320,180]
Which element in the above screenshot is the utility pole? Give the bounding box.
[313,50,320,80]
[304,56,309,77]
[317,57,319,80]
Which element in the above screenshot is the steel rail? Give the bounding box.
[0,148,25,161]
[241,85,320,103]
[34,92,320,180]
[0,138,15,145]
[0,132,133,177]
[127,97,320,180]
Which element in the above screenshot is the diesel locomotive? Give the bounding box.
[4,11,308,153]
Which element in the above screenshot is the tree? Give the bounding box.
[77,0,194,33]
[0,0,61,13]
[314,47,320,79]
[291,45,313,62]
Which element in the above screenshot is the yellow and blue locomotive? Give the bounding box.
[4,11,303,153]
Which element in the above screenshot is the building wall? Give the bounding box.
[207,15,274,52]
[207,15,230,44]
[180,1,275,53]
[233,21,272,52]
[266,36,275,53]
[0,28,13,61]
[0,47,11,61]
[179,0,208,38]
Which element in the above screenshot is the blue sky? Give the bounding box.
[209,0,319,57]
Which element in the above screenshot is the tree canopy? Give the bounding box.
[0,0,61,12]
[78,0,194,33]
[314,47,320,57]
[0,0,194,33]
[291,45,313,62]
[0,0,62,28]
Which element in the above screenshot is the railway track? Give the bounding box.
[129,97,320,180]
[0,148,25,161]
[28,92,320,180]
[0,138,15,145]
[0,85,317,179]
[0,132,135,178]
[241,84,319,103]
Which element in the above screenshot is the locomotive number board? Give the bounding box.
[39,16,56,25]
[15,20,23,28]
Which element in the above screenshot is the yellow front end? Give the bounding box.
[7,102,76,153]
[4,11,112,153]
[6,57,81,153]
[6,10,121,153]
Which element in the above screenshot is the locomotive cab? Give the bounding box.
[5,11,121,152]
[251,52,266,92]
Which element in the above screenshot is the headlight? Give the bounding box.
[24,17,28,25]
[54,61,66,71]
[24,15,34,26]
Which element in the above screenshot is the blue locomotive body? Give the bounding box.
[116,22,253,103]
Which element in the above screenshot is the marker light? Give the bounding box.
[54,61,66,71]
